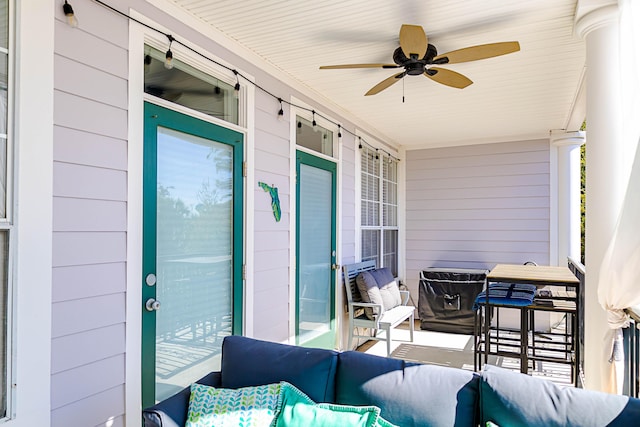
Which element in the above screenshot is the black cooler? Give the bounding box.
[418,268,487,334]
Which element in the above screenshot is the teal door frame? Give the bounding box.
[141,102,244,408]
[295,150,338,348]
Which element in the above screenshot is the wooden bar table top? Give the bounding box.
[487,264,579,287]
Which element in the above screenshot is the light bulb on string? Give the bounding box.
[277,98,284,121]
[312,111,317,131]
[358,137,363,149]
[164,35,175,69]
[233,70,240,99]
[63,1,79,28]
[338,125,342,138]
[375,149,379,160]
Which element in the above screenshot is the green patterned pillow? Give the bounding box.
[186,382,281,427]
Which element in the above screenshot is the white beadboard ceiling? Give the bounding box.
[168,0,585,149]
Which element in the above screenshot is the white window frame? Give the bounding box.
[357,137,400,275]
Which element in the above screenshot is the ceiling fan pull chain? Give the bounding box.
[402,77,405,103]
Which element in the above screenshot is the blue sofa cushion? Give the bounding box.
[336,351,479,427]
[220,335,338,403]
[142,371,221,427]
[480,364,640,426]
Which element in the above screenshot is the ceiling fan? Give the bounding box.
[319,24,520,95]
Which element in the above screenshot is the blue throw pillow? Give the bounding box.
[336,351,479,427]
[480,365,640,426]
[220,336,338,403]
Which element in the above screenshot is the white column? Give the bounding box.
[576,3,634,391]
[551,131,585,266]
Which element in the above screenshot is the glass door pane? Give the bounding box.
[296,152,336,348]
[154,127,233,401]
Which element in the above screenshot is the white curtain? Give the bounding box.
[597,0,640,395]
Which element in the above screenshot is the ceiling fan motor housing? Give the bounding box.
[393,44,439,75]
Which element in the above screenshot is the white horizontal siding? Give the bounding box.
[52,263,126,303]
[51,293,126,339]
[51,324,126,374]
[51,5,129,426]
[405,139,550,305]
[50,355,125,410]
[53,198,127,232]
[252,89,292,342]
[54,126,127,170]
[53,162,127,201]
[52,232,127,267]
[51,385,125,427]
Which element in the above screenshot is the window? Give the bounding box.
[296,115,334,157]
[144,45,239,125]
[0,0,10,418]
[361,146,398,276]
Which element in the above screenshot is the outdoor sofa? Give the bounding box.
[143,335,640,427]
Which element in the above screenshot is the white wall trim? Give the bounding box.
[125,17,145,427]
[11,0,54,425]
[126,10,255,424]
[549,139,559,266]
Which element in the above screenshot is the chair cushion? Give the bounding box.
[220,335,338,403]
[336,351,480,427]
[473,283,536,309]
[357,269,403,320]
[356,271,385,319]
[480,364,640,427]
[369,269,402,310]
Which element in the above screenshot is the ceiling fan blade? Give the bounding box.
[320,63,398,69]
[425,67,473,89]
[365,72,406,96]
[433,41,520,64]
[399,24,428,58]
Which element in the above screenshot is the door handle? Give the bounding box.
[332,263,340,271]
[145,298,161,312]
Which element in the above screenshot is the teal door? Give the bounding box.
[296,151,337,348]
[142,103,244,407]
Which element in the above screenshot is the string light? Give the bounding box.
[63,1,79,28]
[375,148,379,160]
[312,111,317,128]
[86,0,401,162]
[277,98,284,121]
[164,35,175,69]
[233,70,240,99]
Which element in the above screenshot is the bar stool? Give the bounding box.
[473,281,536,372]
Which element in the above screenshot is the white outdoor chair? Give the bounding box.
[342,260,414,356]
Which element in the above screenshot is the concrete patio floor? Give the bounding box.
[358,320,575,387]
